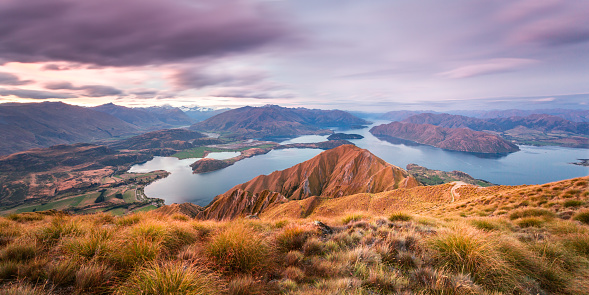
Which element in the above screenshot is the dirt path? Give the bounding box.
[450,181,468,202]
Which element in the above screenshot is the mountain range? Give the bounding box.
[0,102,139,155]
[402,113,589,148]
[190,105,369,139]
[90,103,194,130]
[370,122,520,153]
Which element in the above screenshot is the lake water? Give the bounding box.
[130,122,589,206]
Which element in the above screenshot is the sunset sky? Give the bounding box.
[0,0,588,111]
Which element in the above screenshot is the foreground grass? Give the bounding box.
[0,202,588,295]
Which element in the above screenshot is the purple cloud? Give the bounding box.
[0,88,76,99]
[0,72,33,85]
[45,81,123,97]
[439,58,538,79]
[0,0,290,67]
[171,67,267,89]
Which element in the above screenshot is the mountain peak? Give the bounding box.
[201,145,418,220]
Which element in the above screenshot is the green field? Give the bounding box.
[172,144,276,159]
[106,207,127,216]
[123,189,136,203]
[14,193,97,214]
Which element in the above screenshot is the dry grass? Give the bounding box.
[0,176,587,294]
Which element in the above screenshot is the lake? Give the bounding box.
[130,122,589,206]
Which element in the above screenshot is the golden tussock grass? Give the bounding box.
[0,176,587,294]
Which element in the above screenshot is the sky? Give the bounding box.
[0,0,588,112]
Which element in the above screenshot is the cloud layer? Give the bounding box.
[0,0,587,110]
[0,0,289,66]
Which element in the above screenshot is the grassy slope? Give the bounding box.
[0,176,588,294]
[172,144,276,159]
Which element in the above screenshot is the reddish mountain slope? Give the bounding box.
[201,145,418,219]
[370,122,519,153]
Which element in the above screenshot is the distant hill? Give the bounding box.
[0,102,139,155]
[403,113,589,148]
[449,109,589,122]
[201,145,418,219]
[379,110,438,121]
[190,105,370,139]
[370,122,520,153]
[402,113,501,131]
[91,103,193,130]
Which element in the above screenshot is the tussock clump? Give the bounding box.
[283,266,305,282]
[0,282,46,295]
[428,227,517,290]
[75,263,114,293]
[470,218,505,231]
[389,212,412,222]
[190,221,216,240]
[115,213,142,226]
[285,250,304,266]
[6,212,45,222]
[0,260,19,280]
[116,261,220,294]
[563,199,584,208]
[498,238,568,293]
[302,237,324,256]
[0,239,37,262]
[106,236,161,270]
[572,210,589,225]
[516,217,546,228]
[46,258,78,287]
[562,234,589,256]
[62,227,113,260]
[206,222,270,274]
[36,217,83,246]
[509,208,555,220]
[170,213,189,221]
[227,275,264,295]
[342,213,365,224]
[275,225,311,252]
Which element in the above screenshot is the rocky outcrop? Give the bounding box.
[370,122,519,153]
[202,145,419,219]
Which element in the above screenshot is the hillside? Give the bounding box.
[0,143,172,209]
[370,122,520,153]
[403,113,501,131]
[0,102,139,155]
[1,176,587,295]
[108,129,206,150]
[406,163,494,186]
[201,145,418,220]
[403,113,589,148]
[190,105,369,139]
